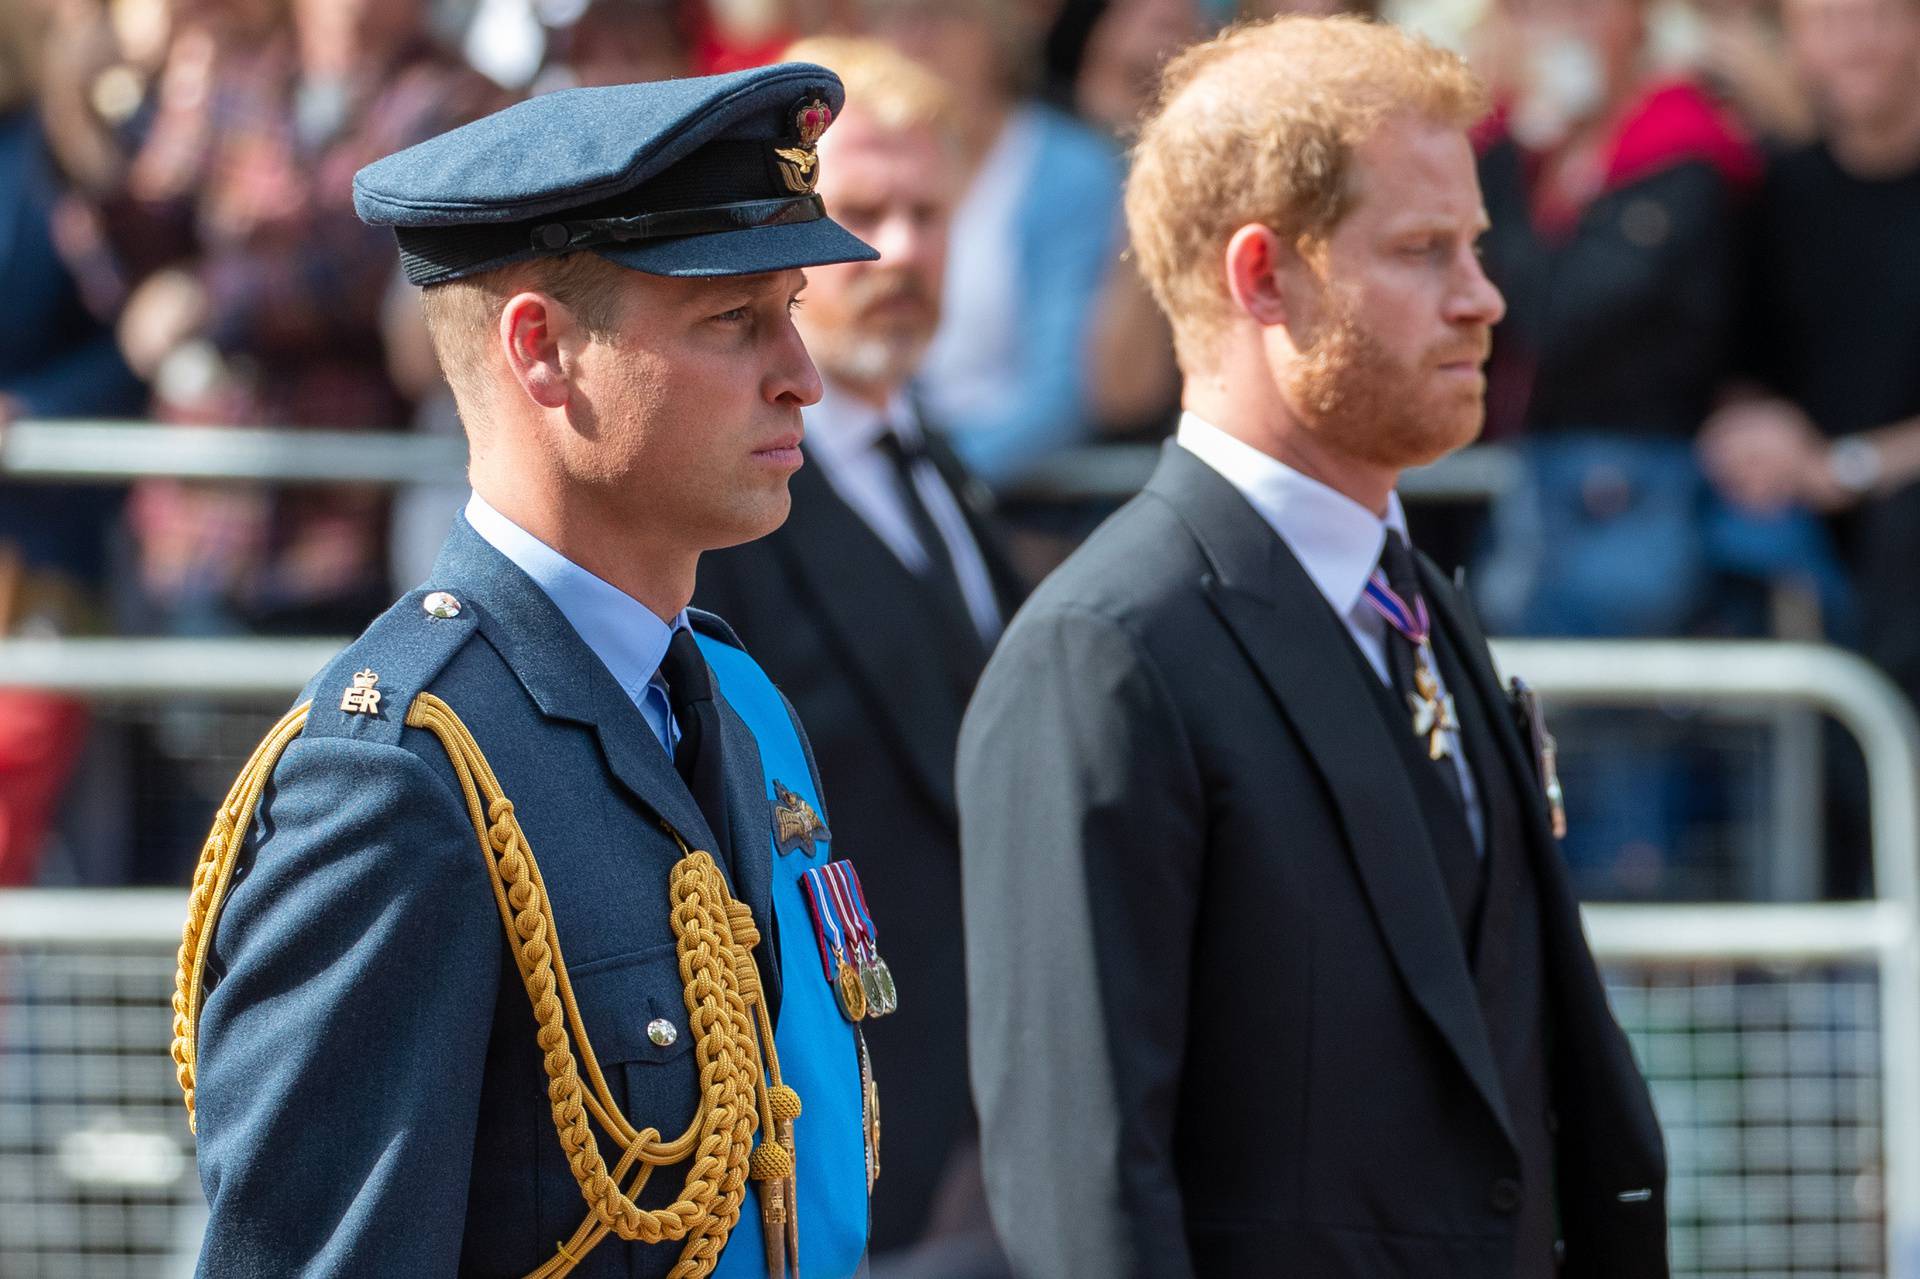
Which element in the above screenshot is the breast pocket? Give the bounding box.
[565,942,701,1150]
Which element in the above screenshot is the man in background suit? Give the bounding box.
[957,18,1667,1279]
[696,37,1023,1269]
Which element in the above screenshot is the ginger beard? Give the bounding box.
[1284,286,1491,472]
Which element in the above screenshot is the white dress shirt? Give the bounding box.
[1176,412,1484,851]
[803,381,1003,643]
[464,491,685,758]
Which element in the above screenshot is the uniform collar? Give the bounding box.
[802,378,919,463]
[463,491,686,699]
[1174,410,1408,619]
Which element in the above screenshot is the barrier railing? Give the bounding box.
[0,419,1517,502]
[0,637,1913,1276]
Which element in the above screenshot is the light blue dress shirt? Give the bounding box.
[463,492,685,758]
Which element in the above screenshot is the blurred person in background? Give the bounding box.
[543,0,693,86]
[1684,0,1816,143]
[867,0,1128,486]
[1041,0,1203,447]
[0,0,147,884]
[1697,0,1920,889]
[1467,0,1846,892]
[80,0,499,637]
[696,37,1021,1276]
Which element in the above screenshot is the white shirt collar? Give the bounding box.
[1174,411,1408,618]
[803,379,919,464]
[463,491,685,699]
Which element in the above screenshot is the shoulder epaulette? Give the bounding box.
[299,587,482,748]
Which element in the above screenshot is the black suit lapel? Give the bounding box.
[1145,445,1516,1147]
[773,457,970,820]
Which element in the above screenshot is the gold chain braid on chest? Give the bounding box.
[171,693,802,1279]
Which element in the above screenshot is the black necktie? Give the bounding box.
[1377,530,1470,822]
[658,627,731,856]
[876,428,979,640]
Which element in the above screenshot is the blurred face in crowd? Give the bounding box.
[561,3,690,87]
[1267,114,1505,472]
[1076,0,1203,134]
[869,10,1005,107]
[293,0,422,69]
[796,106,954,396]
[1502,0,1645,135]
[1785,0,1920,129]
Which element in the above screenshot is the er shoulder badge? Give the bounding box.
[772,780,829,857]
[774,97,832,193]
[340,668,382,716]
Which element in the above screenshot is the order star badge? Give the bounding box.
[771,780,829,856]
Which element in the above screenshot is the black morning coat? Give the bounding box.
[956,443,1668,1279]
[695,432,1027,1254]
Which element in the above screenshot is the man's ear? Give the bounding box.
[1223,224,1297,330]
[499,291,577,411]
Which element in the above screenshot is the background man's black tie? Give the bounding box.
[659,627,731,855]
[1378,529,1470,822]
[876,428,979,641]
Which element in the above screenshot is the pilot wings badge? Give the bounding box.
[774,98,832,194]
[772,780,830,857]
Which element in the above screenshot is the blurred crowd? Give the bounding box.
[4,0,1920,884]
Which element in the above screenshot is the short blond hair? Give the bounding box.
[782,36,962,148]
[419,252,630,430]
[1125,16,1488,369]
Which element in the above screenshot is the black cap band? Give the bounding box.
[528,194,826,253]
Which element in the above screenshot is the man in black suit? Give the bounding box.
[957,17,1668,1279]
[695,37,1024,1267]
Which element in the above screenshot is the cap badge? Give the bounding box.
[774,97,833,194]
[340,668,383,716]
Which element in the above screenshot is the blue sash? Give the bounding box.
[700,635,869,1279]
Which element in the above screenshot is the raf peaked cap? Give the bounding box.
[354,63,879,285]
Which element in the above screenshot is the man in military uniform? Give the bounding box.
[175,66,883,1279]
[957,18,1669,1279]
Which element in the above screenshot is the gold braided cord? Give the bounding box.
[171,702,313,1135]
[172,691,797,1279]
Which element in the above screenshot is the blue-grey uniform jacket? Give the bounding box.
[192,517,832,1278]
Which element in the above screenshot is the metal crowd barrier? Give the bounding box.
[0,417,1909,1275]
[0,418,1518,502]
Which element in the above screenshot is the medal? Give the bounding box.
[1364,566,1457,761]
[824,860,881,1012]
[826,861,897,1017]
[1408,651,1459,762]
[1510,677,1569,839]
[836,958,869,1021]
[856,1027,880,1191]
[801,866,866,1022]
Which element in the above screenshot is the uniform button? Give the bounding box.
[1489,1178,1522,1213]
[1553,1239,1567,1267]
[423,591,462,619]
[646,1018,677,1047]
